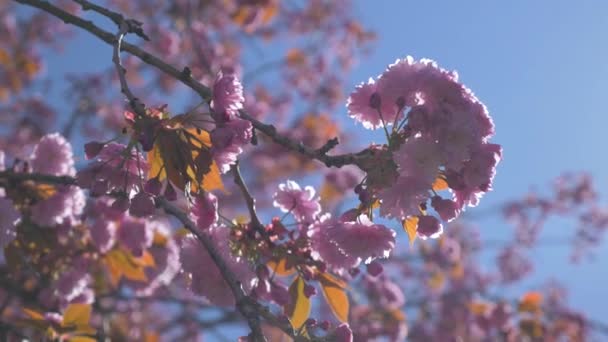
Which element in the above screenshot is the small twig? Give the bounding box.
[316,137,340,155]
[111,20,146,116]
[231,162,268,239]
[239,110,370,169]
[72,0,149,40]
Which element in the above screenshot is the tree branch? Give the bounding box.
[13,0,368,169]
[155,197,267,341]
[231,162,268,240]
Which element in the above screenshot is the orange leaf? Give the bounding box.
[285,277,311,330]
[62,303,95,335]
[23,308,45,321]
[432,177,449,191]
[261,3,278,24]
[519,291,543,313]
[319,182,340,203]
[402,216,418,246]
[286,48,306,67]
[104,249,154,286]
[147,128,223,193]
[267,258,296,277]
[318,273,349,323]
[144,332,160,342]
[67,337,96,342]
[469,301,490,315]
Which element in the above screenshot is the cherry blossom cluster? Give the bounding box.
[348,56,501,239]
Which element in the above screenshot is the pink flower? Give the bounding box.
[0,197,18,251]
[54,258,93,306]
[212,70,244,120]
[117,216,153,257]
[191,192,218,231]
[180,225,255,306]
[334,323,354,342]
[497,246,532,283]
[0,150,5,171]
[273,180,321,222]
[310,215,395,269]
[378,176,429,219]
[211,118,252,173]
[77,143,148,194]
[129,222,181,297]
[346,78,394,130]
[431,196,461,222]
[416,215,443,240]
[89,220,117,254]
[30,133,76,176]
[129,191,156,217]
[393,136,442,185]
[30,186,85,227]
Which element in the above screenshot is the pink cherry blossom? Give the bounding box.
[180,225,255,306]
[310,215,395,269]
[89,219,117,254]
[273,180,321,222]
[0,197,18,252]
[30,186,85,227]
[30,133,75,176]
[211,118,253,173]
[191,192,218,231]
[212,70,245,120]
[117,216,153,257]
[346,78,390,129]
[416,215,443,240]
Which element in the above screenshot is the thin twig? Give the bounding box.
[72,0,149,40]
[231,162,268,239]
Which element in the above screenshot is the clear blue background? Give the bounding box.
[347,0,608,323]
[37,0,608,334]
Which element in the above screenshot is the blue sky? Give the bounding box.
[349,0,608,322]
[35,0,608,335]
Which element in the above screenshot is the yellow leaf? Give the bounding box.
[427,270,445,291]
[285,277,311,330]
[62,304,95,335]
[319,273,349,323]
[104,249,155,286]
[402,216,418,246]
[319,182,340,203]
[62,304,91,329]
[147,128,224,193]
[432,176,449,191]
[67,337,96,342]
[267,258,296,277]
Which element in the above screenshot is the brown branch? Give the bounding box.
[72,0,150,41]
[13,0,368,170]
[0,170,77,186]
[14,0,212,100]
[231,162,268,239]
[155,197,267,341]
[111,16,147,116]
